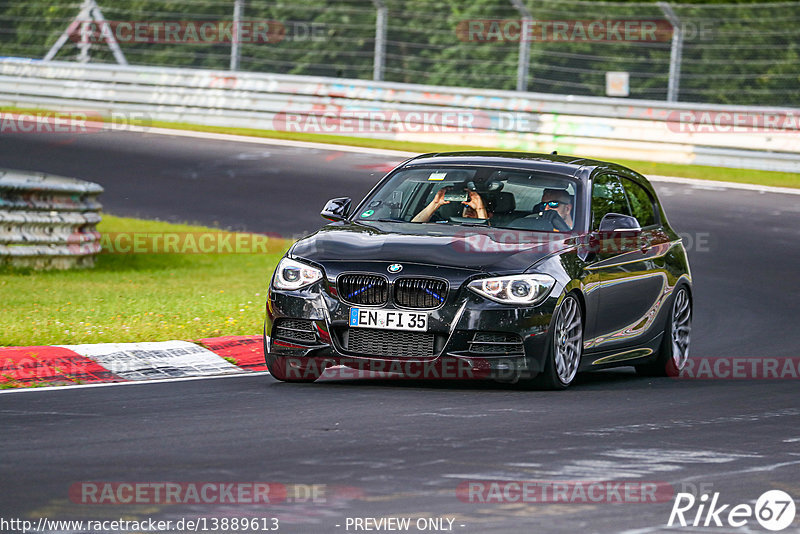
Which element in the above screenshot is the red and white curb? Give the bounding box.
[0,336,266,389]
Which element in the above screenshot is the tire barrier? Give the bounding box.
[0,168,103,269]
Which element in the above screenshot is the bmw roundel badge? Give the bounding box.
[388,263,403,273]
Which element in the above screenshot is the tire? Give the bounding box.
[528,294,584,390]
[636,286,692,377]
[265,352,322,383]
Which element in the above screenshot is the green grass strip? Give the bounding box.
[0,215,289,347]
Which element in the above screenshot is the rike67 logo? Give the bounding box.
[669,490,796,531]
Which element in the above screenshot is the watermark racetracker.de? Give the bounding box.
[450,229,713,255]
[0,111,151,135]
[271,109,494,135]
[666,110,800,134]
[456,18,715,43]
[99,232,286,254]
[457,480,675,504]
[66,20,326,44]
[70,482,287,505]
[677,357,800,379]
[65,480,363,505]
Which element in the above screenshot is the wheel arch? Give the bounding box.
[558,280,587,326]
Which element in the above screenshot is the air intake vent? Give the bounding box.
[345,328,435,358]
[468,332,524,355]
[338,274,389,306]
[274,318,316,344]
[394,278,448,309]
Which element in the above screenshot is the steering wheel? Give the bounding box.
[541,209,571,232]
[429,211,449,223]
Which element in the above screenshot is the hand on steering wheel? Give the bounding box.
[542,208,571,232]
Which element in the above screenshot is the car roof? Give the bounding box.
[402,151,642,183]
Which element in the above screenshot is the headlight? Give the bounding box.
[273,257,323,290]
[468,274,555,305]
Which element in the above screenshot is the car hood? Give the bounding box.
[290,221,575,274]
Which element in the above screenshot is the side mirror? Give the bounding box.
[321,197,352,222]
[598,213,641,233]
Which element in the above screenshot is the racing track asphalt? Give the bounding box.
[1,129,799,533]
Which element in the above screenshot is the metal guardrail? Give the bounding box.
[0,59,798,173]
[0,168,103,269]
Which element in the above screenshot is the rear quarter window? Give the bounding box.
[621,178,657,227]
[591,175,631,230]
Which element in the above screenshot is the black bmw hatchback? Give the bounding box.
[265,152,692,389]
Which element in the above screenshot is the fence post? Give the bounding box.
[510,0,532,92]
[230,0,245,71]
[77,19,92,63]
[658,2,683,102]
[44,0,127,65]
[87,0,128,65]
[371,0,387,81]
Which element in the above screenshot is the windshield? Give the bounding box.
[355,166,581,233]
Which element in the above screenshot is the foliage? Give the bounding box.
[0,0,797,104]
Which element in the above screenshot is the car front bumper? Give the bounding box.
[265,283,558,380]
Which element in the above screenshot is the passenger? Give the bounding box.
[412,188,492,223]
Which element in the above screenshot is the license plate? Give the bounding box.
[349,308,428,331]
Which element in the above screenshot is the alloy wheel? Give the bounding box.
[554,296,583,384]
[670,288,692,370]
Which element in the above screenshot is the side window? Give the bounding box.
[621,178,657,227]
[591,174,630,230]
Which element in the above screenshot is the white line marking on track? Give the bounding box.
[0,370,270,395]
[1,409,102,416]
[113,124,800,196]
[675,458,800,484]
[119,124,417,158]
[649,175,800,196]
[14,117,798,194]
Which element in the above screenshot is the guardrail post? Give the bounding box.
[510,0,532,92]
[44,0,92,62]
[43,0,127,65]
[89,0,128,65]
[230,0,245,71]
[371,0,387,81]
[658,2,683,102]
[78,16,91,63]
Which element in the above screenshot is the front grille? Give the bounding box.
[345,328,435,358]
[468,332,524,355]
[394,278,448,309]
[274,318,316,344]
[338,274,388,306]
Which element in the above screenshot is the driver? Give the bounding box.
[412,187,491,223]
[541,188,574,229]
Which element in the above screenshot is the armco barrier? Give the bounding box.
[0,169,103,269]
[0,59,798,172]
